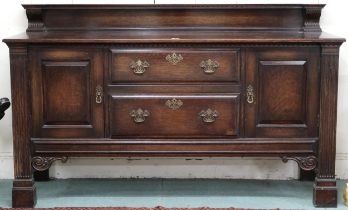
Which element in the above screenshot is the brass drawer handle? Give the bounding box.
[95,85,103,104]
[129,59,150,75]
[165,98,183,110]
[166,53,183,65]
[200,59,219,74]
[246,84,255,104]
[199,108,219,123]
[130,108,150,123]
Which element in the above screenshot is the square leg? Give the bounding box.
[313,178,337,208]
[12,179,37,208]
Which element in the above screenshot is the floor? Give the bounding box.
[0,179,347,209]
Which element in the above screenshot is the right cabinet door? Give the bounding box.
[245,47,320,138]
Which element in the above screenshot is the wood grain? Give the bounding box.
[313,44,341,208]
[110,48,240,83]
[2,4,345,208]
[8,44,37,208]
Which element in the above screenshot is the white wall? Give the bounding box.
[0,0,347,180]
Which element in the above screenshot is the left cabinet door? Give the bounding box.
[30,48,104,138]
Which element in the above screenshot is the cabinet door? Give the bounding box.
[30,48,104,138]
[245,47,319,138]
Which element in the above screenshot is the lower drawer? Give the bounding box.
[109,94,240,138]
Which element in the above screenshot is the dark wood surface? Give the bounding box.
[313,44,341,207]
[8,44,36,208]
[110,94,240,138]
[30,48,104,138]
[21,4,324,32]
[3,31,345,44]
[2,4,345,208]
[245,47,320,138]
[110,48,240,83]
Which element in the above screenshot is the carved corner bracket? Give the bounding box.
[304,5,323,33]
[31,156,68,171]
[26,7,45,32]
[281,156,317,171]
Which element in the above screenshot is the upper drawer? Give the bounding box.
[110,48,240,83]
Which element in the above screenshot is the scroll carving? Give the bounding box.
[32,156,68,171]
[281,156,317,171]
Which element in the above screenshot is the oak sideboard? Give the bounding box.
[3,4,345,208]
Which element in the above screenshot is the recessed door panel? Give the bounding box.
[30,48,104,138]
[258,60,307,125]
[245,48,319,138]
[43,61,91,125]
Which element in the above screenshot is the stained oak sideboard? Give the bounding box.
[3,4,345,208]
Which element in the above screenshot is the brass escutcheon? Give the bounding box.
[165,53,183,65]
[95,85,103,104]
[246,84,255,104]
[165,98,183,110]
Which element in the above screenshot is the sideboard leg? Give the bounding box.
[34,169,50,181]
[313,44,341,208]
[8,44,37,208]
[12,179,36,208]
[313,178,337,207]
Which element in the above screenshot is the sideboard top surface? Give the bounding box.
[2,4,345,44]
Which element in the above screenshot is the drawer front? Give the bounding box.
[110,49,240,83]
[109,94,240,138]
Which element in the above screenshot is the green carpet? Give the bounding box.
[0,179,347,209]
